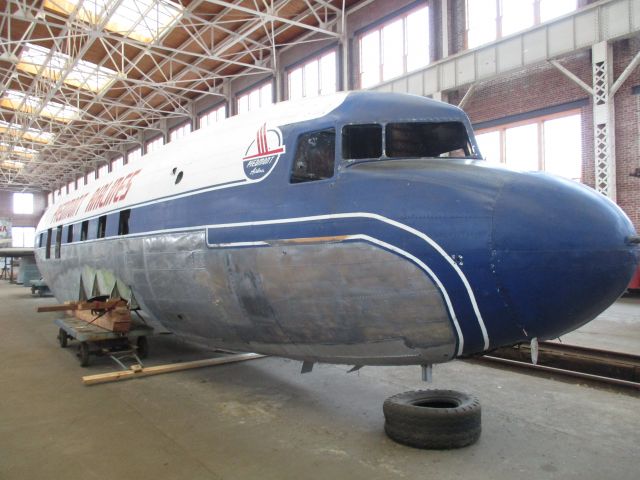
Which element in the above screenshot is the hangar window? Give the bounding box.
[475,111,582,181]
[466,0,577,49]
[386,122,473,158]
[169,121,191,142]
[291,129,336,183]
[127,147,142,164]
[11,227,35,248]
[45,228,52,259]
[110,155,124,172]
[342,124,383,159]
[13,192,33,214]
[67,224,74,244]
[288,50,337,100]
[199,103,227,128]
[118,210,131,235]
[237,81,273,115]
[358,5,429,88]
[98,163,109,179]
[97,216,107,239]
[54,225,62,259]
[145,135,163,155]
[80,220,89,241]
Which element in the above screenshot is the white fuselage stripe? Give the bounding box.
[46,212,488,353]
[205,212,489,351]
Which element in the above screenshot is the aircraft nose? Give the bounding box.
[491,173,639,341]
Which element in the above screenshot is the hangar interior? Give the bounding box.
[1,0,639,478]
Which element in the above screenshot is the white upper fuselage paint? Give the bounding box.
[37,93,349,231]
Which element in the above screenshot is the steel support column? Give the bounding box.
[592,41,616,200]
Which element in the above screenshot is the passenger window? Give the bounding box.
[342,124,382,159]
[54,226,62,259]
[80,221,89,241]
[67,225,74,244]
[291,129,336,183]
[38,233,44,248]
[118,209,130,235]
[97,216,107,239]
[385,122,472,158]
[45,229,52,259]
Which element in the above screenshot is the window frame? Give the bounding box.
[13,192,34,214]
[465,0,578,49]
[169,120,192,142]
[80,220,89,241]
[145,135,164,155]
[198,103,227,129]
[118,209,131,235]
[45,228,52,259]
[54,225,62,259]
[357,4,430,89]
[286,47,338,101]
[97,215,107,239]
[290,128,337,184]
[236,80,273,115]
[474,108,582,180]
[127,146,142,164]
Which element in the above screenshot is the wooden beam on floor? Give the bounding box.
[82,353,265,386]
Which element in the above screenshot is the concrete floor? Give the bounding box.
[1,282,639,480]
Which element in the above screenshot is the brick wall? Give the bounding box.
[449,36,640,230]
[0,190,47,228]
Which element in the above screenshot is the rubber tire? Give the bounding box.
[78,342,90,367]
[58,328,68,348]
[136,336,149,359]
[383,389,481,449]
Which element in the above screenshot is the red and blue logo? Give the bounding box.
[242,124,286,181]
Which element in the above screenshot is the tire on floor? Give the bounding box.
[383,389,481,449]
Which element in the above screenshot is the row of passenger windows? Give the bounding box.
[290,122,473,183]
[40,209,130,259]
[41,121,472,256]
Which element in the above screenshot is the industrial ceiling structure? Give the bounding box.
[0,0,356,192]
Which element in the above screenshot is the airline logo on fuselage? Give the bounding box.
[242,124,285,181]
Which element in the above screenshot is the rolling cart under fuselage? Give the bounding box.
[55,316,153,367]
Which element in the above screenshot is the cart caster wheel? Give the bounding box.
[78,342,90,367]
[137,336,149,359]
[58,328,68,348]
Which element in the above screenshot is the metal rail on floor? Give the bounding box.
[472,342,640,390]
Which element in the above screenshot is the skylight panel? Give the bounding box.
[43,0,184,44]
[0,120,54,144]
[0,159,25,170]
[0,90,81,123]
[17,43,118,93]
[0,142,38,158]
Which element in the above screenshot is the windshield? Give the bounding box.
[342,121,476,161]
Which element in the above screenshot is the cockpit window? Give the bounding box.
[342,124,383,159]
[386,122,472,158]
[291,128,336,183]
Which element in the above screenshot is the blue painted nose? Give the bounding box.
[491,173,639,341]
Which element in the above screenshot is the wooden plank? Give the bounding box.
[82,353,265,386]
[37,299,127,313]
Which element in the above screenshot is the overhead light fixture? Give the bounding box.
[18,43,119,93]
[43,0,184,44]
[0,90,81,123]
[0,120,55,143]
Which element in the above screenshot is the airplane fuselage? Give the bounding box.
[35,92,639,365]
